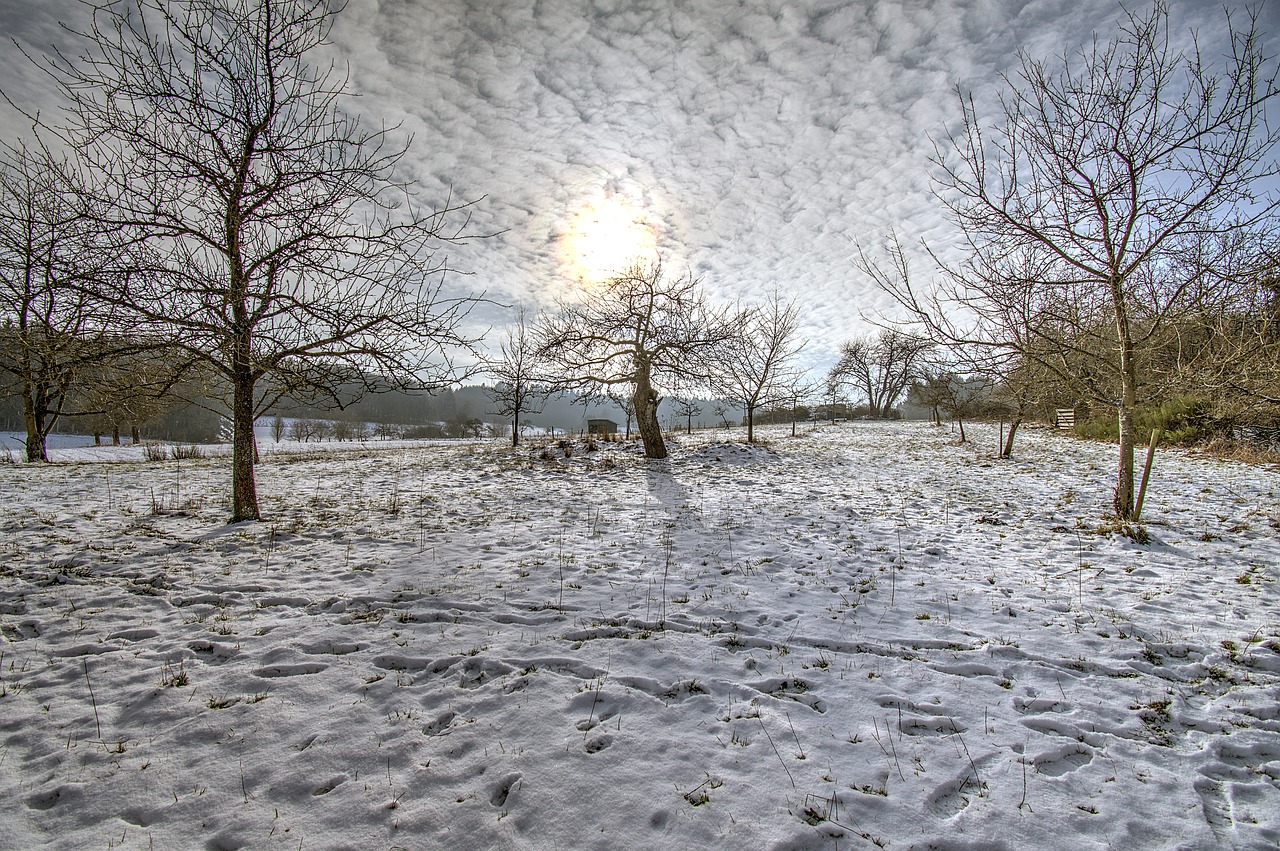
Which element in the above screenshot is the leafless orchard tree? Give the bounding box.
[25,0,481,520]
[873,2,1280,520]
[485,308,549,447]
[74,345,194,444]
[826,327,932,419]
[670,397,703,435]
[989,353,1059,457]
[711,292,806,443]
[780,377,820,436]
[535,261,737,459]
[0,140,129,461]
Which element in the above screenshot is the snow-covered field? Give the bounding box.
[1,421,1277,850]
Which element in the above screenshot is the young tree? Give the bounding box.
[486,308,548,447]
[610,392,637,439]
[827,328,931,419]
[908,2,1280,519]
[936,373,994,444]
[781,378,818,437]
[671,397,703,435]
[908,371,951,426]
[711,293,806,443]
[536,261,736,459]
[30,0,480,520]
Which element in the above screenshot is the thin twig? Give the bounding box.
[949,717,982,792]
[757,716,796,788]
[82,660,102,742]
[785,711,806,759]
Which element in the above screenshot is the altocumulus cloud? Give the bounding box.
[325,0,1237,370]
[1,0,1269,372]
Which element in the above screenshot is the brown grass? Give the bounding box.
[1196,437,1280,468]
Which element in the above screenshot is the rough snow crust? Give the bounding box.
[1,422,1277,850]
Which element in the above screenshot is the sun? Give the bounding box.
[559,193,659,283]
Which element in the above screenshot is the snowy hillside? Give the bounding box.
[1,421,1277,849]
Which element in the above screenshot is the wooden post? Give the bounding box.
[1134,427,1163,523]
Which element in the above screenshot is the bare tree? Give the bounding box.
[898,1,1280,519]
[670,397,703,435]
[781,378,819,437]
[74,348,185,444]
[908,371,950,427]
[535,261,736,459]
[827,328,932,418]
[486,308,548,447]
[0,140,128,461]
[711,292,806,443]
[28,0,480,520]
[935,372,995,444]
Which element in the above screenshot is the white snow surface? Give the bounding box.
[1,422,1278,850]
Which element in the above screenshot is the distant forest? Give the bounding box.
[0,384,743,444]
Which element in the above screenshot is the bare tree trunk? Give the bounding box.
[1114,403,1137,520]
[231,375,260,522]
[512,408,519,447]
[956,417,966,443]
[21,395,48,462]
[1113,286,1138,520]
[632,363,666,459]
[746,403,756,443]
[1001,417,1021,458]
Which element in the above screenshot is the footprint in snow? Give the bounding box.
[1013,696,1070,715]
[312,775,346,796]
[490,773,522,807]
[25,785,81,811]
[423,710,456,737]
[585,734,613,754]
[300,641,361,656]
[1032,744,1093,776]
[925,775,974,818]
[253,662,326,678]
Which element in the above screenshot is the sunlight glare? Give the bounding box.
[559,194,658,284]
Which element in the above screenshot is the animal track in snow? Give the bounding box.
[585,734,613,753]
[423,710,457,737]
[253,662,327,678]
[748,677,826,713]
[312,776,346,796]
[490,773,521,806]
[1032,745,1093,776]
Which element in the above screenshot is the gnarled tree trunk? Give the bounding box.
[632,359,666,459]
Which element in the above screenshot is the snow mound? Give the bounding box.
[685,440,778,465]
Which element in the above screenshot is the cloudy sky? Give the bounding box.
[0,0,1271,376]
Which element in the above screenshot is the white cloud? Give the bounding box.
[1,0,1267,377]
